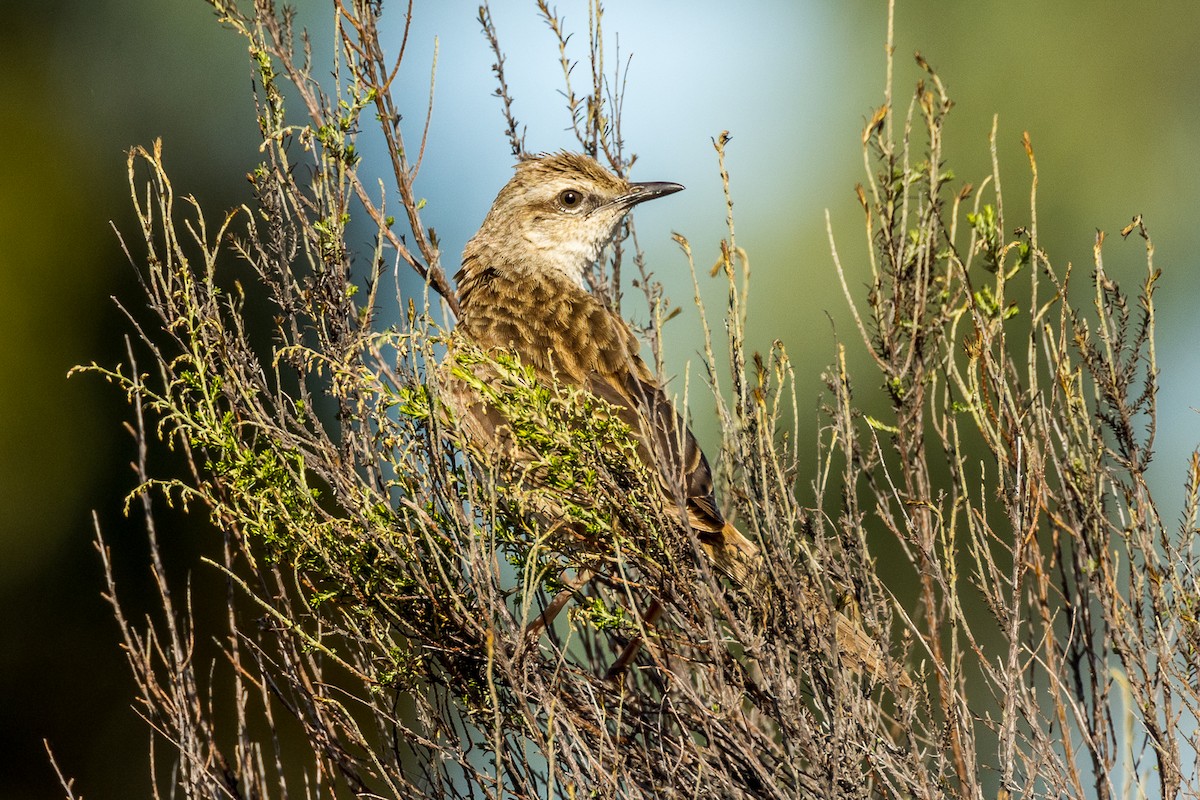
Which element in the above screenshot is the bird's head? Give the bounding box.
[461,152,683,290]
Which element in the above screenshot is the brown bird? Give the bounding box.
[441,152,759,671]
[441,152,910,690]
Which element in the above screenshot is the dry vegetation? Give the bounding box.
[66,0,1200,798]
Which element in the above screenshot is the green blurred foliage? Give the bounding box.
[0,2,269,798]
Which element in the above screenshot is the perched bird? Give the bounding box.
[441,152,909,689]
[441,152,759,658]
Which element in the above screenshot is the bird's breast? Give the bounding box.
[459,273,633,385]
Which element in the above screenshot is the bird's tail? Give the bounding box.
[702,521,762,588]
[822,598,914,689]
[706,522,913,690]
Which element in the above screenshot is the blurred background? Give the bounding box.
[2,1,1198,796]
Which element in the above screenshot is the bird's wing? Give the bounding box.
[584,363,721,533]
[585,361,760,586]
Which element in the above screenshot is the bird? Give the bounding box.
[439,152,909,690]
[439,152,760,672]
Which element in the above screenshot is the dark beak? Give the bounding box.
[619,181,685,208]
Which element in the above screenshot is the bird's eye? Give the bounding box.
[557,189,584,210]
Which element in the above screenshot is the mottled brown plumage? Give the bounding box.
[445,152,759,588]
